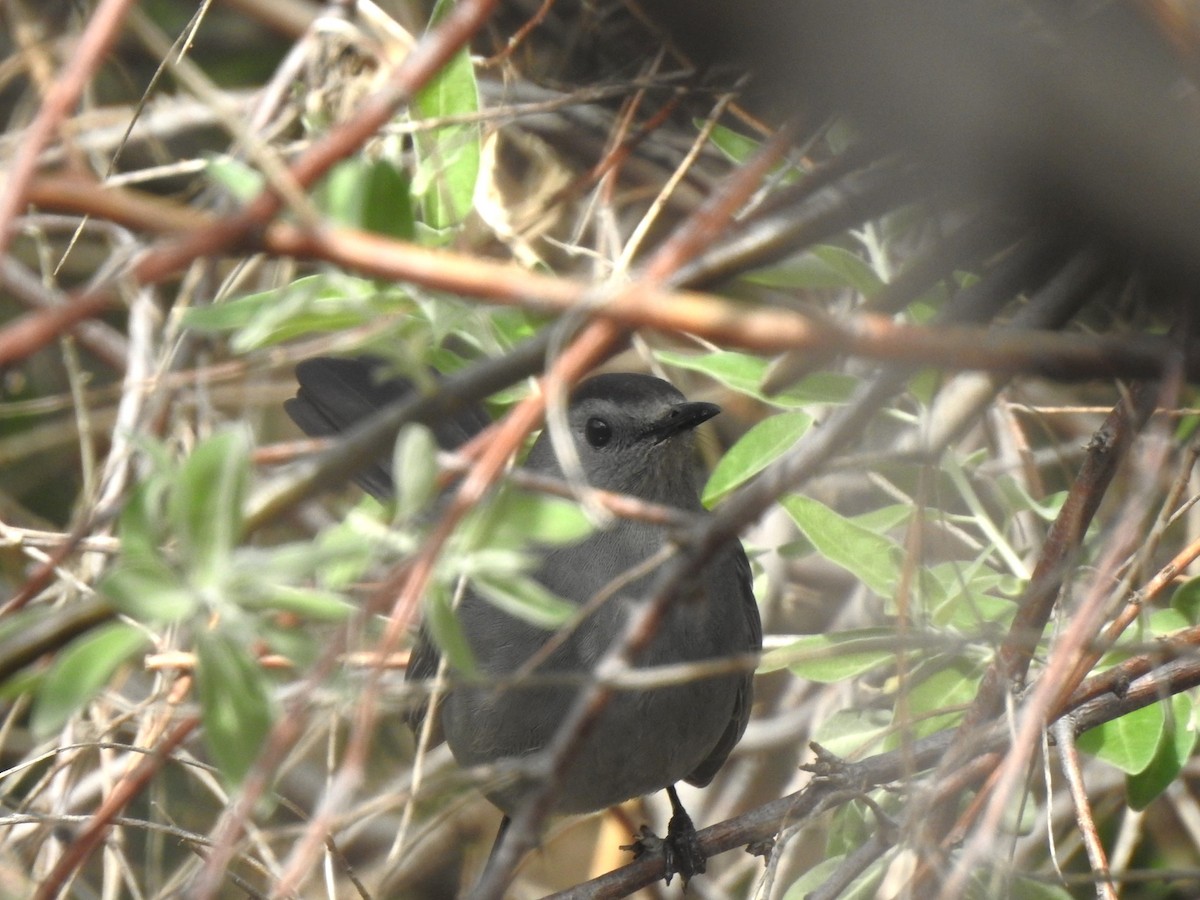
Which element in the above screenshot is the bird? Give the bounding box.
[286,356,761,884]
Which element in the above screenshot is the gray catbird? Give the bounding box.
[286,357,761,883]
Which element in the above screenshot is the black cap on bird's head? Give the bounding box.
[524,373,720,505]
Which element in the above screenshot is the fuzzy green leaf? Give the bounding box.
[412,0,480,230]
[321,158,414,239]
[393,424,440,521]
[184,274,388,351]
[890,661,981,742]
[472,574,575,630]
[205,155,264,202]
[810,707,893,759]
[457,488,593,551]
[170,429,249,588]
[101,556,198,623]
[703,122,762,164]
[31,622,149,736]
[746,245,883,294]
[241,584,354,621]
[195,631,274,785]
[425,583,477,675]
[782,851,884,900]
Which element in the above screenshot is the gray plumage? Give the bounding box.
[287,360,760,854]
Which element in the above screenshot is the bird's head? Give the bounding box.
[525,373,720,507]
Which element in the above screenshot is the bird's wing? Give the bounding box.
[285,355,490,738]
[284,356,412,499]
[405,626,443,738]
[684,544,761,788]
[285,356,492,498]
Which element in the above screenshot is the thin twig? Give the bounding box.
[1052,717,1117,900]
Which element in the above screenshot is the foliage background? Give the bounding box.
[2,1,1200,898]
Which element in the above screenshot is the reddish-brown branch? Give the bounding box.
[1063,622,1200,713]
[0,522,93,616]
[482,0,558,67]
[15,177,1197,381]
[0,0,139,259]
[2,0,499,365]
[1053,717,1118,900]
[927,387,1154,781]
[1065,531,1200,693]
[271,223,1192,375]
[34,715,199,900]
[135,0,501,284]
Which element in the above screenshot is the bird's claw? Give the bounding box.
[621,808,707,886]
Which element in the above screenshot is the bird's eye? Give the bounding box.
[585,417,612,448]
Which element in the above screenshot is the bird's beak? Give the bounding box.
[645,401,721,444]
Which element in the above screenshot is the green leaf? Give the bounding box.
[313,503,407,589]
[472,574,575,630]
[320,158,415,239]
[195,631,274,785]
[703,122,761,164]
[811,707,893,758]
[0,666,41,704]
[655,349,857,408]
[1172,575,1200,623]
[31,622,149,736]
[745,245,883,294]
[703,411,811,505]
[891,660,981,742]
[699,121,803,183]
[241,584,354,621]
[1176,413,1200,444]
[906,368,942,406]
[101,555,198,623]
[393,424,440,521]
[1077,700,1164,775]
[184,274,388,350]
[170,429,250,589]
[456,547,530,578]
[205,155,264,202]
[760,628,896,682]
[0,606,53,656]
[780,494,901,598]
[412,0,480,230]
[425,582,477,674]
[966,873,1074,900]
[1126,693,1195,808]
[115,466,172,560]
[924,562,1019,631]
[782,856,847,900]
[655,349,774,401]
[457,488,593,551]
[260,621,320,669]
[850,504,915,534]
[782,849,885,900]
[1147,606,1190,638]
[506,492,593,546]
[996,878,1074,900]
[824,798,873,862]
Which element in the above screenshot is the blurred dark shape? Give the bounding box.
[636,0,1200,285]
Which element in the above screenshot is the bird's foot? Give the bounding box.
[801,741,865,790]
[620,786,707,885]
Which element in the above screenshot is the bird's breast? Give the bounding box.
[439,523,753,814]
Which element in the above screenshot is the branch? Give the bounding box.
[19,178,1199,380]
